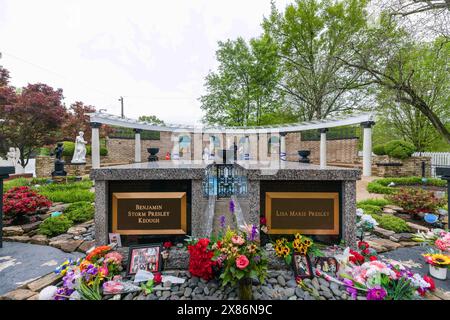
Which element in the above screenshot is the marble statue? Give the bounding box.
[6,147,24,174]
[71,131,87,164]
[203,147,209,161]
[6,147,18,166]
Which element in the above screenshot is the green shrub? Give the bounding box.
[38,215,73,237]
[86,145,108,156]
[60,141,75,157]
[357,204,383,215]
[38,147,51,156]
[367,177,446,194]
[64,201,94,223]
[4,178,31,192]
[367,213,410,233]
[357,198,391,207]
[39,189,94,203]
[373,144,386,156]
[384,140,416,159]
[388,188,446,216]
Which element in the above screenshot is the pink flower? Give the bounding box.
[435,239,449,252]
[231,235,245,246]
[102,280,124,294]
[236,255,249,270]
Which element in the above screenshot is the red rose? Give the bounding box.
[369,256,377,261]
[362,249,370,255]
[236,255,249,270]
[423,276,435,291]
[260,217,267,225]
[163,241,173,249]
[153,272,162,284]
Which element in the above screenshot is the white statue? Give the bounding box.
[6,147,24,173]
[6,147,18,166]
[71,131,87,164]
[202,147,209,161]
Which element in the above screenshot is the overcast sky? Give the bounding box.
[0,0,292,124]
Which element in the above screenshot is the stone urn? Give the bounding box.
[147,148,159,162]
[298,150,311,163]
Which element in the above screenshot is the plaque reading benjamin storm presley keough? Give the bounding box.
[112,192,187,235]
[265,192,339,235]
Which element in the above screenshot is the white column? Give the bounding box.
[209,136,215,160]
[362,121,375,177]
[244,136,250,160]
[280,133,286,161]
[319,128,328,168]
[91,122,101,169]
[172,134,180,160]
[134,129,141,163]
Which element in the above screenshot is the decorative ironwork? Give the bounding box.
[202,164,247,198]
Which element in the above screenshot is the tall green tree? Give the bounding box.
[262,0,369,121]
[342,14,450,144]
[200,36,284,126]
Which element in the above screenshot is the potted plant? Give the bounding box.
[423,253,450,280]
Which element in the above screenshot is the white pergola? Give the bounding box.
[88,112,376,176]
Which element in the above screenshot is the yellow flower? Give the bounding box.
[302,239,312,247]
[295,233,302,240]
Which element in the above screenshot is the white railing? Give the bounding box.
[413,152,450,177]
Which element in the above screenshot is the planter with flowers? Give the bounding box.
[423,253,450,280]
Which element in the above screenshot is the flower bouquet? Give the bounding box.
[53,245,124,300]
[356,208,378,241]
[273,233,322,265]
[215,226,267,300]
[336,250,435,300]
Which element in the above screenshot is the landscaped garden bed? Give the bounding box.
[2,177,96,253]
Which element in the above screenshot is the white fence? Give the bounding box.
[413,152,450,177]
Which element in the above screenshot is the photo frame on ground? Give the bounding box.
[126,244,162,276]
[314,257,339,276]
[109,233,122,247]
[292,253,313,279]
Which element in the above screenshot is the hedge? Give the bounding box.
[367,177,447,195]
[60,141,108,157]
[384,140,416,159]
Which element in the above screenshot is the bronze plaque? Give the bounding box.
[112,192,187,235]
[266,192,339,235]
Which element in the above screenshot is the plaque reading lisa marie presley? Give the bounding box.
[112,192,187,235]
[265,192,339,235]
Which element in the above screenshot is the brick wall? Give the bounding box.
[374,155,431,177]
[285,132,359,164]
[106,132,360,164]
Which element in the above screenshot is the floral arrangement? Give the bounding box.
[349,241,378,264]
[422,253,450,269]
[187,238,218,280]
[413,229,450,253]
[53,245,123,300]
[356,208,378,240]
[2,186,52,225]
[215,226,267,288]
[335,248,435,300]
[274,233,321,265]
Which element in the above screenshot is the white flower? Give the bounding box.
[356,208,364,217]
[39,286,58,300]
[410,274,430,289]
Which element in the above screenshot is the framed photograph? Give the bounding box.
[108,233,122,247]
[314,257,339,275]
[292,253,313,279]
[127,244,162,276]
